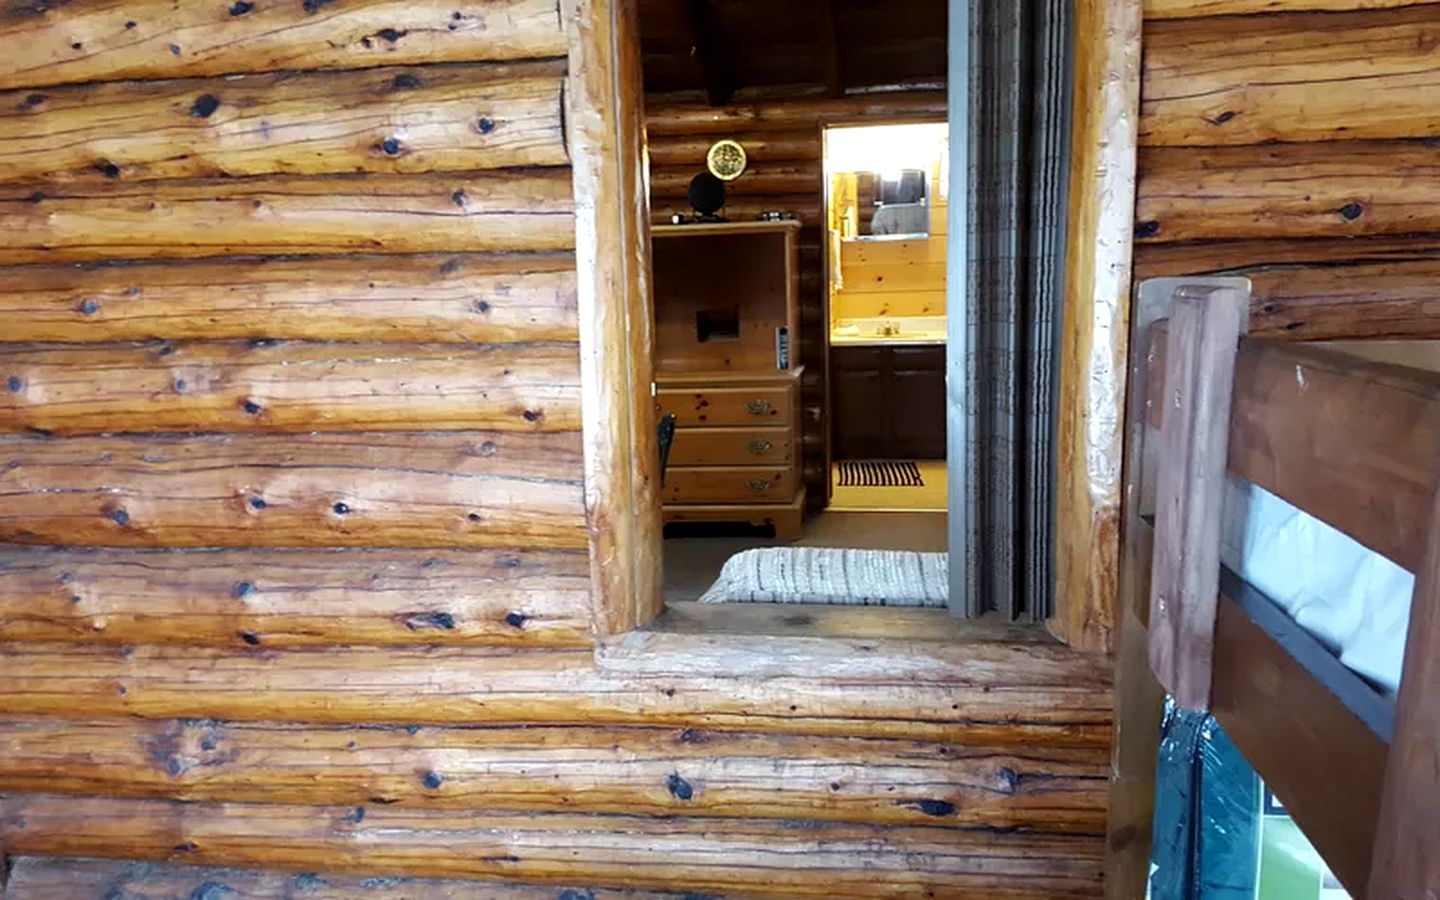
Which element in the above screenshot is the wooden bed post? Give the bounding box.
[1146,285,1244,710]
[1370,483,1440,897]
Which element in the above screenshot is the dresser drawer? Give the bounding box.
[663,465,796,504]
[657,384,794,427]
[668,426,793,466]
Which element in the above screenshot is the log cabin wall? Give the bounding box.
[645,91,947,505]
[0,2,1115,895]
[1133,0,1440,340]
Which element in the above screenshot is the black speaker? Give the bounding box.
[687,172,726,218]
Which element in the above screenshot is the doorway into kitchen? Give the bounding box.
[823,120,949,515]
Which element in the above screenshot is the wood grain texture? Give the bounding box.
[2,857,691,899]
[0,171,575,264]
[0,548,592,648]
[1136,142,1440,243]
[650,161,822,197]
[645,93,946,136]
[0,796,1106,898]
[1146,286,1243,710]
[1143,0,1439,18]
[0,62,567,185]
[0,253,579,344]
[1369,479,1440,899]
[1212,591,1387,897]
[0,718,1108,832]
[647,129,820,167]
[1052,0,1141,653]
[0,0,567,91]
[566,0,664,635]
[1142,7,1440,146]
[0,432,586,550]
[0,641,1114,743]
[1134,237,1440,340]
[0,342,580,435]
[1234,340,1439,570]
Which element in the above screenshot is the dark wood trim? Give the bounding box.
[673,0,735,107]
[1212,576,1390,897]
[818,0,844,99]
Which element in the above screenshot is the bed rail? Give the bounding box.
[1108,277,1440,899]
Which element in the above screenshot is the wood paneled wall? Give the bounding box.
[0,7,1110,896]
[1133,0,1440,341]
[646,91,947,504]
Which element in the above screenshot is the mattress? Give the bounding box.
[1220,476,1414,693]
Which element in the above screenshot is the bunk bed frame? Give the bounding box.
[1109,278,1440,899]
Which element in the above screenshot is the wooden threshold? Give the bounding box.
[655,600,1058,643]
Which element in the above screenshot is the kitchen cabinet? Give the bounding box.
[831,344,946,459]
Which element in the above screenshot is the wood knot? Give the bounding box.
[522,409,542,423]
[79,298,99,315]
[476,116,496,134]
[169,44,182,56]
[332,502,350,515]
[391,74,422,90]
[422,770,443,789]
[109,508,131,526]
[95,161,120,179]
[7,376,22,392]
[1206,110,1236,126]
[242,400,262,415]
[239,630,260,646]
[232,581,254,598]
[228,0,253,13]
[504,611,529,629]
[380,137,402,156]
[451,189,468,208]
[248,497,266,510]
[902,799,956,817]
[666,772,694,800]
[373,27,406,42]
[403,611,456,631]
[1338,202,1364,221]
[1134,220,1161,239]
[678,728,706,744]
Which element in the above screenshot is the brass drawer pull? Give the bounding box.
[745,399,772,415]
[746,478,773,494]
[746,439,774,455]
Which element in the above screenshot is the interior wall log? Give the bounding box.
[1135,243,1440,340]
[1136,142,1440,243]
[0,433,587,550]
[647,131,821,167]
[0,171,575,264]
[2,857,691,900]
[0,342,580,435]
[0,547,592,648]
[0,254,579,344]
[0,0,567,92]
[0,642,1114,744]
[649,161,822,197]
[645,93,946,136]
[1142,0,1437,17]
[0,63,568,185]
[1142,6,1440,146]
[0,718,1108,832]
[0,796,1106,897]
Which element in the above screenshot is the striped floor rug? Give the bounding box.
[837,460,924,487]
[698,547,949,607]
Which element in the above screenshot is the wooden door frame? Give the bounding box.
[577,0,1144,647]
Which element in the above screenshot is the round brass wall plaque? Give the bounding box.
[706,139,748,181]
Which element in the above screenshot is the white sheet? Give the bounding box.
[1220,477,1414,693]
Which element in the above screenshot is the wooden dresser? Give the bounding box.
[652,221,805,539]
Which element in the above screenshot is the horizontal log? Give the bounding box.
[0,718,1107,832]
[646,130,821,167]
[1134,239,1440,340]
[0,641,1114,744]
[0,171,574,264]
[1142,7,1440,145]
[0,342,580,434]
[0,253,579,344]
[1136,142,1440,242]
[0,0,567,91]
[0,547,592,647]
[1142,0,1437,17]
[0,796,1106,896]
[650,161,822,198]
[645,93,947,136]
[0,63,568,184]
[2,857,689,900]
[0,432,586,550]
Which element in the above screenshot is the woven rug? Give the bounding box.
[698,547,949,607]
[837,460,924,487]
